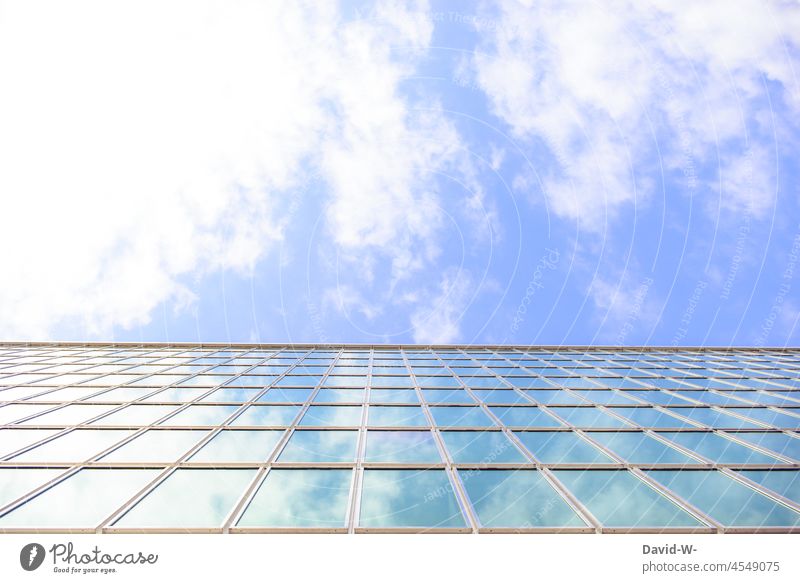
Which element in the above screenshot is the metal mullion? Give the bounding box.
[347,348,369,534]
[406,349,479,533]
[222,348,340,533]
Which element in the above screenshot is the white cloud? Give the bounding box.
[411,268,474,344]
[0,0,465,339]
[473,0,800,229]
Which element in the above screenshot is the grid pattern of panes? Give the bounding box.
[0,343,798,533]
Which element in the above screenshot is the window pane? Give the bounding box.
[368,389,418,403]
[313,389,365,403]
[0,468,62,508]
[237,469,352,528]
[608,407,694,428]
[737,470,800,504]
[359,469,465,528]
[523,390,583,405]
[726,432,800,462]
[429,406,494,427]
[158,405,239,426]
[299,406,362,427]
[114,469,256,528]
[588,432,696,464]
[278,430,358,462]
[648,470,800,527]
[0,404,56,424]
[370,376,414,388]
[368,406,428,427]
[471,390,529,404]
[440,431,526,463]
[461,470,585,528]
[725,408,800,429]
[659,432,784,464]
[514,431,613,463]
[421,389,474,404]
[11,429,133,462]
[101,430,208,462]
[0,428,60,458]
[489,406,562,428]
[549,407,627,428]
[553,470,703,528]
[665,407,763,429]
[364,431,441,463]
[230,405,300,426]
[573,390,639,405]
[190,430,284,462]
[90,404,179,425]
[0,469,160,528]
[199,388,262,403]
[20,404,117,425]
[257,388,313,403]
[143,387,208,402]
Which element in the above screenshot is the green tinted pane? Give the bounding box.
[359,469,465,528]
[441,431,526,463]
[737,470,800,504]
[231,405,300,426]
[660,432,784,464]
[588,432,696,464]
[368,389,418,403]
[462,470,585,528]
[299,406,362,427]
[489,407,562,428]
[429,407,494,427]
[553,470,703,528]
[648,470,800,527]
[368,406,428,427]
[278,430,358,462]
[0,468,62,507]
[237,469,352,527]
[0,469,160,528]
[115,469,256,528]
[515,431,613,463]
[190,430,284,462]
[365,431,441,463]
[101,430,208,462]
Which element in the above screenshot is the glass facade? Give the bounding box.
[0,343,798,533]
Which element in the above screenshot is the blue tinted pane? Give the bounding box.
[659,432,784,464]
[237,469,352,528]
[515,431,613,463]
[440,431,526,463]
[665,407,763,429]
[737,470,800,504]
[429,407,494,427]
[726,432,800,462]
[573,390,639,405]
[159,405,238,426]
[648,470,800,527]
[725,408,800,429]
[313,389,365,403]
[369,389,418,403]
[278,430,358,462]
[231,405,300,426]
[102,429,207,462]
[323,376,367,388]
[299,406,362,427]
[275,376,322,387]
[550,407,626,428]
[370,376,414,388]
[190,430,283,462]
[258,388,313,403]
[588,432,697,464]
[553,470,703,528]
[359,470,465,528]
[610,407,695,428]
[365,431,441,463]
[200,388,261,403]
[624,390,695,406]
[462,470,585,528]
[523,390,583,405]
[421,389,474,404]
[471,390,528,404]
[489,407,562,428]
[368,406,428,427]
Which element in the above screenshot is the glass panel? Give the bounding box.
[416,376,460,388]
[523,390,583,405]
[659,432,784,464]
[190,430,284,462]
[369,389,418,403]
[421,389,474,404]
[665,407,764,429]
[199,388,262,403]
[609,407,696,428]
[549,407,627,428]
[323,376,367,387]
[737,470,800,504]
[588,432,697,464]
[573,390,640,405]
[258,388,313,403]
[471,390,529,404]
[101,430,208,462]
[553,470,703,528]
[26,386,103,402]
[83,387,161,402]
[368,406,428,427]
[278,430,358,462]
[90,404,179,425]
[142,387,209,402]
[275,376,322,387]
[0,468,63,508]
[230,405,300,426]
[440,431,526,463]
[20,404,117,425]
[313,389,365,403]
[359,469,466,528]
[489,406,562,428]
[299,406,362,427]
[237,469,352,528]
[429,407,495,427]
[648,470,800,527]
[11,429,133,462]
[364,431,442,463]
[114,469,256,528]
[515,431,613,463]
[0,429,60,458]
[461,470,585,528]
[726,432,800,462]
[725,408,800,429]
[370,376,415,388]
[623,390,695,406]
[158,405,239,426]
[0,469,161,528]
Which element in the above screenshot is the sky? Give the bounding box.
[0,0,799,347]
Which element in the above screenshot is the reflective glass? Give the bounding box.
[190,430,284,462]
[0,469,161,528]
[230,405,300,426]
[114,469,256,528]
[359,469,466,528]
[101,430,208,462]
[523,389,583,405]
[237,469,352,528]
[84,387,161,402]
[725,408,800,429]
[471,389,529,404]
[0,428,60,458]
[199,388,262,403]
[12,429,133,462]
[489,406,562,428]
[370,376,415,388]
[725,432,800,462]
[91,404,179,425]
[364,431,441,463]
[20,404,117,425]
[143,387,208,403]
[648,470,800,527]
[421,389,474,404]
[369,389,418,403]
[313,389,365,403]
[278,430,358,462]
[299,406,362,427]
[588,432,697,464]
[553,470,703,528]
[665,407,764,429]
[440,431,526,463]
[257,388,313,403]
[610,407,696,428]
[549,407,627,428]
[158,405,239,426]
[737,470,800,504]
[429,406,494,427]
[515,431,613,463]
[275,376,322,387]
[659,432,784,464]
[462,470,585,528]
[368,406,428,427]
[573,390,639,405]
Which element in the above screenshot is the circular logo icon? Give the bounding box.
[20,543,46,571]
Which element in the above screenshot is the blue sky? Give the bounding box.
[1,0,799,346]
